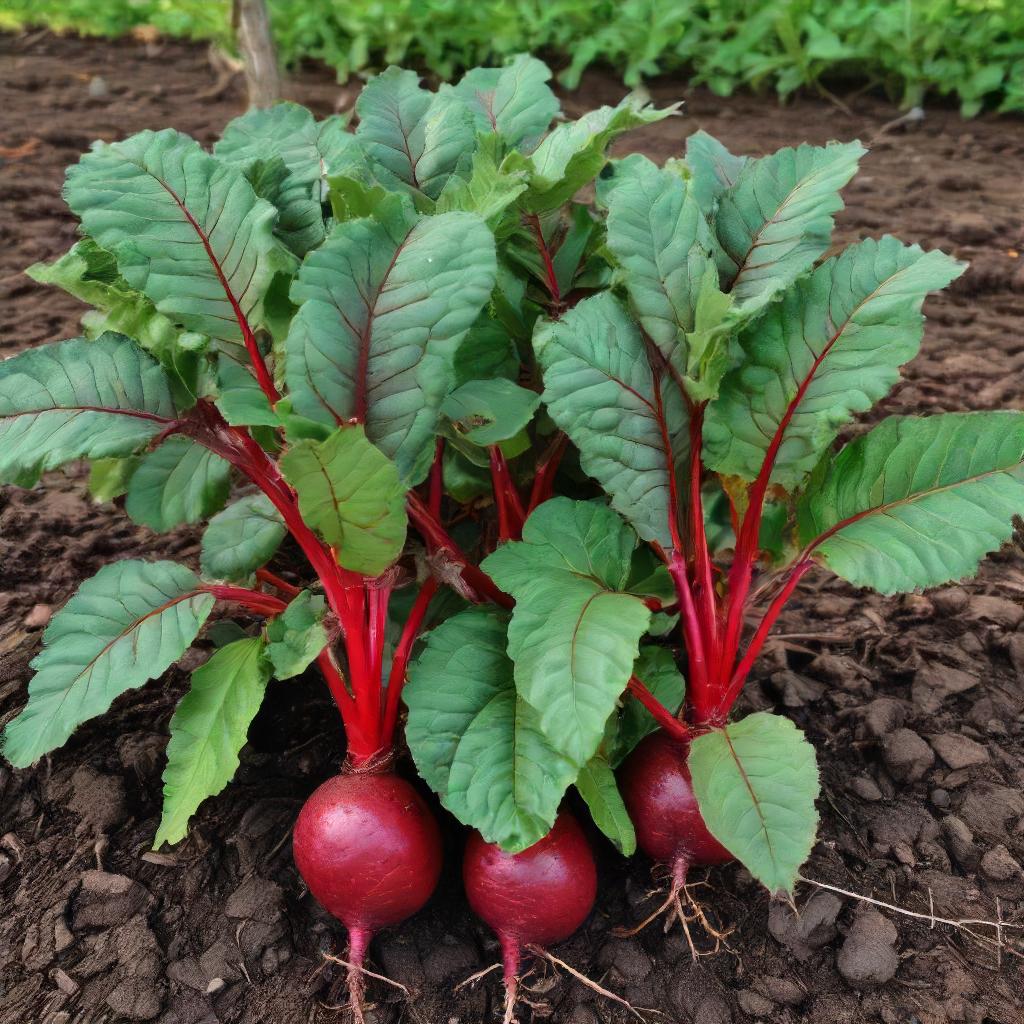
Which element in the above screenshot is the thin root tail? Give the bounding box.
[346,927,370,1024]
[500,935,521,1024]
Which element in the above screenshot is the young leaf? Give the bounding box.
[284,207,497,483]
[601,153,730,400]
[2,561,215,767]
[154,636,272,846]
[483,499,652,767]
[355,67,477,200]
[442,378,540,446]
[26,238,204,400]
[522,96,678,213]
[64,129,292,346]
[609,646,686,767]
[88,457,140,503]
[200,493,287,582]
[452,317,519,388]
[405,607,578,852]
[434,133,530,229]
[215,355,279,428]
[266,591,327,679]
[684,130,748,209]
[215,102,359,257]
[0,334,176,487]
[799,412,1024,594]
[575,754,637,855]
[125,437,232,532]
[715,140,865,312]
[534,293,688,549]
[452,54,560,149]
[704,237,966,489]
[280,424,407,576]
[688,712,820,895]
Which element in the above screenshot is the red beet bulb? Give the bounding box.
[293,772,442,1022]
[619,731,733,943]
[463,811,597,1024]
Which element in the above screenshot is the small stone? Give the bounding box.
[979,845,1022,882]
[850,776,884,802]
[68,766,127,835]
[958,783,1024,834]
[882,728,935,783]
[932,587,969,615]
[948,211,995,245]
[24,603,53,628]
[737,990,775,1016]
[87,75,109,99]
[51,967,79,995]
[224,876,284,923]
[837,908,899,989]
[930,788,951,809]
[206,977,226,995]
[941,816,980,872]
[756,976,806,1006]
[930,733,989,769]
[768,891,843,961]
[72,871,151,930]
[862,698,905,738]
[967,594,1023,629]
[912,663,979,713]
[51,1015,71,1024]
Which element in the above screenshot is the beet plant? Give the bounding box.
[406,103,1024,970]
[0,55,678,1019]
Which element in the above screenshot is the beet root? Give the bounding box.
[463,811,597,1024]
[293,772,442,1022]
[619,731,733,949]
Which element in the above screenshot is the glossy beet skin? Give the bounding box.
[464,811,597,947]
[293,772,442,932]
[619,731,732,870]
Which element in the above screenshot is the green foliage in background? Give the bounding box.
[0,0,1021,116]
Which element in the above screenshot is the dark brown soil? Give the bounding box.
[2,30,1024,1024]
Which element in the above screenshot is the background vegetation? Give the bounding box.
[1,0,1021,115]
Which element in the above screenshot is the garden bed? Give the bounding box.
[1,30,1023,1024]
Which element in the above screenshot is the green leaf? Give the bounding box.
[575,754,636,855]
[405,607,577,852]
[0,334,176,487]
[215,355,279,427]
[64,128,293,346]
[215,102,359,257]
[279,424,407,576]
[2,561,215,766]
[704,237,966,489]
[284,207,497,483]
[327,174,395,222]
[88,456,140,503]
[355,67,477,200]
[684,130,748,209]
[26,238,204,402]
[125,437,232,532]
[534,293,688,549]
[798,412,1024,594]
[715,140,865,311]
[154,636,271,846]
[521,96,678,212]
[200,493,287,582]
[601,153,730,401]
[609,646,685,768]
[453,54,560,149]
[452,317,519,388]
[434,133,529,230]
[265,591,327,679]
[442,378,540,446]
[483,498,652,766]
[688,712,820,895]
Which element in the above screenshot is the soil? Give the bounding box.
[2,29,1024,1024]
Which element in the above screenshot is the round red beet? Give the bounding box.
[619,731,733,870]
[293,772,442,932]
[463,811,597,948]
